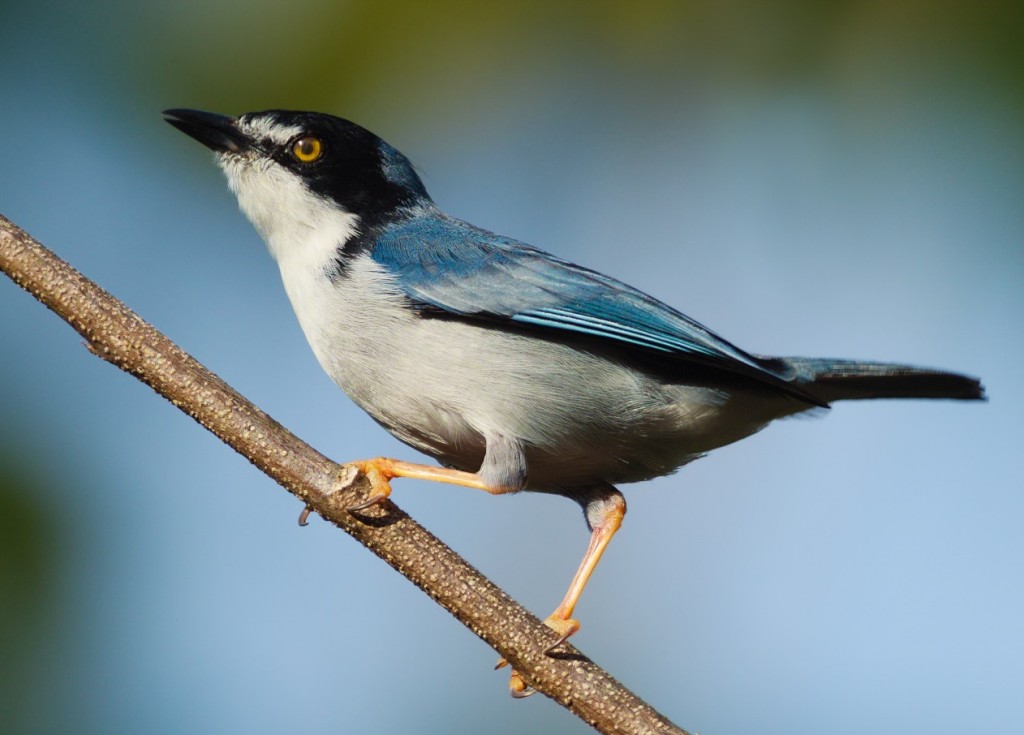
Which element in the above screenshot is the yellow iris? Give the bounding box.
[292,136,322,163]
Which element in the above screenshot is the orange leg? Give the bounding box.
[346,457,506,510]
[543,494,625,647]
[345,459,627,698]
[501,488,626,697]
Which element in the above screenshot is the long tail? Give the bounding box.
[779,357,986,404]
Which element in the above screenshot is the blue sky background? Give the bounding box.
[1,2,1021,734]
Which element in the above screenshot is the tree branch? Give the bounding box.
[0,213,689,735]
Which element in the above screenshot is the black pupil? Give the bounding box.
[298,139,316,157]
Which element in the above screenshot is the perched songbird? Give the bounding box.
[164,108,984,695]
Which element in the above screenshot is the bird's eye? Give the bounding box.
[291,136,322,163]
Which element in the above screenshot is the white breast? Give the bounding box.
[216,150,806,489]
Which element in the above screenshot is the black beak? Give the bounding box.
[163,109,250,154]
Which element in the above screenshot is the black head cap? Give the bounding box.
[164,108,431,227]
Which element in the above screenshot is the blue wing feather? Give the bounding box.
[369,208,816,401]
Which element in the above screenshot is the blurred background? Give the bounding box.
[1,1,1021,733]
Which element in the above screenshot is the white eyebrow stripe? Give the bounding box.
[238,116,304,145]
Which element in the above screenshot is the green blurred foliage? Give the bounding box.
[54,0,1019,117]
[0,451,62,729]
[0,457,57,634]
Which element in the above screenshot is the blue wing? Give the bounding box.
[369,209,821,404]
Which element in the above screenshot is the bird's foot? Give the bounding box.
[539,614,580,655]
[345,459,395,511]
[494,659,537,698]
[508,670,536,698]
[343,457,500,511]
[495,613,581,697]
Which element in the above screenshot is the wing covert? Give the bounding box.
[369,210,817,402]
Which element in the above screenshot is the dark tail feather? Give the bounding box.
[780,357,986,404]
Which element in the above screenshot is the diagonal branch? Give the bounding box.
[0,213,689,735]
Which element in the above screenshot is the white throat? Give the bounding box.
[214,149,365,378]
[215,152,360,274]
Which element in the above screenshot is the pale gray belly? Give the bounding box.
[313,307,803,491]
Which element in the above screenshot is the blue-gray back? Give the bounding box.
[369,208,823,404]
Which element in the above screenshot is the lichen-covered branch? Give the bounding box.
[0,213,688,735]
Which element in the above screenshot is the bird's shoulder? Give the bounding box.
[369,207,594,313]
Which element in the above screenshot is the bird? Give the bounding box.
[164,108,985,695]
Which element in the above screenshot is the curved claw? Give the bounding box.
[298,506,312,526]
[509,671,536,698]
[541,616,580,656]
[496,615,580,698]
[345,491,390,513]
[344,460,394,512]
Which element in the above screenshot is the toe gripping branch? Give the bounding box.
[498,486,627,697]
[320,457,628,699]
